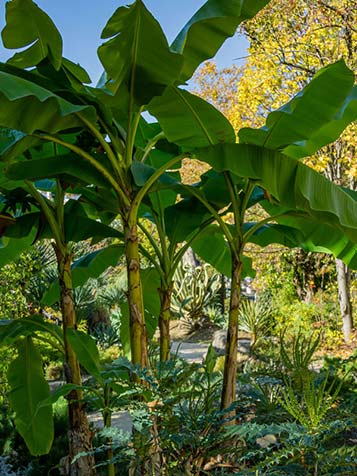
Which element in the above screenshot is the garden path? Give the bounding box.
[87,338,251,431]
[87,340,210,432]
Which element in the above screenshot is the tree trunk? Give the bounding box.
[335,258,354,342]
[55,248,96,476]
[159,283,173,362]
[221,254,242,418]
[124,223,149,368]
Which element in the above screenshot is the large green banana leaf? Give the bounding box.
[8,337,53,455]
[260,201,357,269]
[194,144,357,244]
[2,0,63,70]
[0,314,63,347]
[5,154,111,189]
[0,72,96,139]
[164,198,212,246]
[0,228,36,267]
[239,61,357,159]
[148,86,235,149]
[191,225,254,277]
[284,85,357,159]
[67,329,102,381]
[171,0,271,82]
[98,0,182,103]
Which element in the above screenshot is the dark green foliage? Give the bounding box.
[0,398,69,476]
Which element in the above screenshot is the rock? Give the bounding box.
[212,330,251,355]
[212,330,227,355]
[256,434,277,448]
[238,339,251,355]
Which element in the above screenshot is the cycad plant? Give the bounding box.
[238,299,272,350]
[280,331,321,390]
[279,371,344,431]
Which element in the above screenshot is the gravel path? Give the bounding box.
[171,341,209,363]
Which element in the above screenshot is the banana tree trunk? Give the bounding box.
[221,253,242,417]
[124,222,149,368]
[159,283,173,362]
[55,247,96,476]
[336,258,354,342]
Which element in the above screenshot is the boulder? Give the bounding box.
[212,329,227,355]
[212,330,251,355]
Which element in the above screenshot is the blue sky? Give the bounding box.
[0,0,248,84]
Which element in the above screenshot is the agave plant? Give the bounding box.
[171,263,221,330]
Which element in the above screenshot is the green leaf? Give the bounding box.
[191,224,254,278]
[135,119,162,150]
[239,61,356,159]
[98,0,182,103]
[171,0,270,82]
[2,212,39,239]
[5,154,111,189]
[77,187,119,215]
[63,210,122,243]
[194,144,357,244]
[2,0,63,70]
[285,85,357,159]
[148,86,236,149]
[8,337,53,455]
[204,344,217,374]
[165,198,211,246]
[36,383,83,409]
[142,189,178,220]
[66,329,101,380]
[0,226,36,267]
[62,58,91,85]
[131,161,179,190]
[42,244,125,306]
[0,315,63,347]
[0,71,96,141]
[245,223,306,248]
[199,170,233,209]
[259,203,357,269]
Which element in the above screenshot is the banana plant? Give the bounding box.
[0,174,123,473]
[1,0,357,440]
[137,189,213,361]
[0,0,271,376]
[146,59,357,413]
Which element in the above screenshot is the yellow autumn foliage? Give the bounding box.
[194,0,357,186]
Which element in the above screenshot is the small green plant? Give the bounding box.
[239,299,272,350]
[279,371,344,431]
[279,330,320,389]
[92,322,121,350]
[243,376,284,424]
